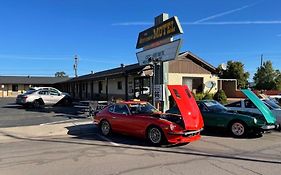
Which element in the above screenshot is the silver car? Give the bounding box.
[16,87,72,108]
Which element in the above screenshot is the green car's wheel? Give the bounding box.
[230,121,247,137]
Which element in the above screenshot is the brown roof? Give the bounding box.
[64,51,217,83]
[0,76,70,84]
[67,64,146,82]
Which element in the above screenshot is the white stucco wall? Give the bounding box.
[168,73,219,94]
[108,77,126,95]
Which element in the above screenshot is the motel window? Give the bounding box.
[12,84,18,92]
[117,81,122,90]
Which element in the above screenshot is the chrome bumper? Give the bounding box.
[261,125,276,130]
[168,128,204,137]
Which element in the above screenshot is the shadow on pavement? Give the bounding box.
[201,128,263,139]
[66,124,189,148]
[66,124,152,147]
[2,102,88,119]
[66,124,261,149]
[2,129,280,165]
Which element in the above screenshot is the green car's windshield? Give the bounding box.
[128,103,159,114]
[203,101,227,112]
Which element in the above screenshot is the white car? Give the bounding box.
[269,95,281,105]
[16,87,72,108]
[225,99,281,125]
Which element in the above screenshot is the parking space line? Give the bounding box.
[4,104,22,107]
[96,134,120,146]
[40,119,79,126]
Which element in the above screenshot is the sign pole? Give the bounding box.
[155,14,169,111]
[152,62,156,106]
[135,13,183,111]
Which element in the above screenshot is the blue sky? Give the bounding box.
[0,0,280,80]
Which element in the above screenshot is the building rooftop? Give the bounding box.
[67,63,146,82]
[0,76,70,85]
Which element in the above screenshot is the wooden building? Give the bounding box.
[57,51,218,102]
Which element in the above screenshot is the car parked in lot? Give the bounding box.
[167,99,276,137]
[226,97,281,125]
[16,87,72,108]
[268,95,281,106]
[93,85,204,145]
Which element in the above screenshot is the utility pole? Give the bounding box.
[260,54,263,67]
[73,55,78,77]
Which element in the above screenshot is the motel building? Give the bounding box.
[57,51,219,106]
[0,76,69,97]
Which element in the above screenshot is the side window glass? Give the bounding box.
[245,100,257,108]
[114,104,129,115]
[108,105,114,113]
[39,90,49,95]
[226,101,241,107]
[198,103,207,112]
[264,103,272,110]
[50,90,60,96]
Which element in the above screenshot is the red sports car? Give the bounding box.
[93,85,204,145]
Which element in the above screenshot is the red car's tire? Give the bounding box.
[146,126,165,145]
[100,120,112,136]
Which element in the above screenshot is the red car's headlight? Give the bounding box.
[169,123,176,131]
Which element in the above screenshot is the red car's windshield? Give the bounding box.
[128,103,159,114]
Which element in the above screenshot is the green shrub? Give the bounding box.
[194,93,204,100]
[194,92,213,100]
[213,89,227,104]
[203,93,214,100]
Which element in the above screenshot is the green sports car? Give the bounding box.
[166,100,276,137]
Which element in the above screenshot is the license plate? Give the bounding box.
[268,125,276,129]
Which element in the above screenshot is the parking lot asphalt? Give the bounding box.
[1,123,281,175]
[0,97,281,175]
[0,97,89,128]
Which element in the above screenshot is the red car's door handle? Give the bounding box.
[112,117,117,119]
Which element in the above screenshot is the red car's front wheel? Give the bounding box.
[100,120,111,136]
[147,126,164,145]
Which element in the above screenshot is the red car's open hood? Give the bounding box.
[168,85,204,130]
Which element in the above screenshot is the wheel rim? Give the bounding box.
[231,122,245,136]
[34,101,40,108]
[101,121,110,135]
[149,128,161,144]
